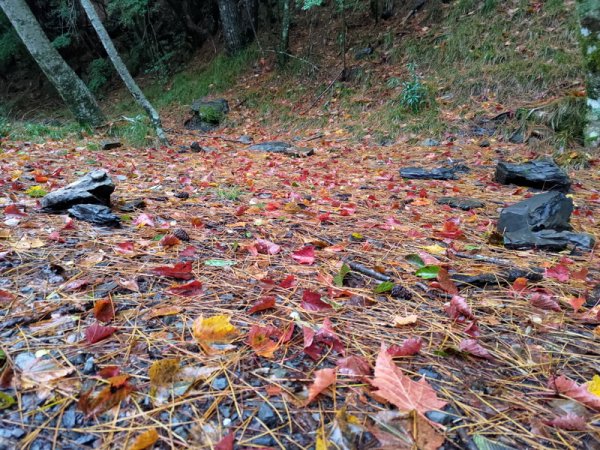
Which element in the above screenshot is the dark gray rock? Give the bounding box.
[508,129,525,144]
[495,159,571,192]
[68,204,120,227]
[41,170,115,212]
[238,135,253,144]
[451,268,543,288]
[183,116,219,132]
[83,357,95,375]
[354,46,374,60]
[399,167,458,180]
[257,402,277,426]
[425,410,455,426]
[119,199,145,212]
[420,138,440,147]
[100,139,122,150]
[497,191,595,251]
[62,410,78,429]
[437,197,484,210]
[211,377,228,390]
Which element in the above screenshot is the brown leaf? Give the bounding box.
[337,355,371,378]
[144,306,182,320]
[436,268,458,295]
[78,374,135,417]
[444,295,474,321]
[129,428,159,450]
[549,375,600,411]
[543,413,587,431]
[371,343,447,415]
[149,359,181,387]
[303,318,345,360]
[93,298,115,322]
[458,339,494,360]
[248,296,276,314]
[247,325,280,358]
[304,368,337,405]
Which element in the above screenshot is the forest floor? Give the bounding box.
[0,104,599,450]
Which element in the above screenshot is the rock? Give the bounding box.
[451,268,543,288]
[185,98,229,131]
[238,135,253,144]
[497,191,595,251]
[41,170,115,212]
[83,357,95,374]
[68,204,121,227]
[390,285,412,300]
[399,167,458,180]
[479,139,490,147]
[508,129,525,144]
[495,159,571,192]
[437,197,484,210]
[119,199,145,212]
[100,139,122,150]
[257,403,278,426]
[211,377,228,391]
[420,138,440,147]
[248,141,314,157]
[425,410,455,426]
[354,46,374,60]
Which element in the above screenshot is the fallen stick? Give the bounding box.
[345,259,391,282]
[452,252,512,267]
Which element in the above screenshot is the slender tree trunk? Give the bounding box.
[577,0,600,149]
[0,0,104,126]
[278,0,291,66]
[217,0,246,54]
[78,0,168,145]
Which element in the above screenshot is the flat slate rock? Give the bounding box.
[497,191,594,251]
[495,159,571,192]
[100,139,122,150]
[191,98,229,116]
[437,196,484,210]
[399,167,458,180]
[451,268,543,288]
[248,141,314,157]
[68,204,120,227]
[184,116,219,132]
[41,170,115,212]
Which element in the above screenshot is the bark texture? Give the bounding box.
[577,0,600,148]
[0,0,104,126]
[278,0,291,66]
[217,0,246,54]
[79,0,168,145]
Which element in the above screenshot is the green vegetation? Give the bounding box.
[87,58,113,94]
[0,121,92,142]
[214,185,244,201]
[108,116,152,147]
[398,64,431,113]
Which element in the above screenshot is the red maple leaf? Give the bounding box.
[292,246,316,264]
[151,261,193,280]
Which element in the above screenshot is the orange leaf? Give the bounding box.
[248,296,276,314]
[436,268,458,295]
[247,325,280,358]
[371,343,447,415]
[129,428,159,450]
[144,306,182,320]
[93,298,114,322]
[304,368,337,405]
[568,297,586,312]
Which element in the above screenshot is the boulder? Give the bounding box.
[497,191,595,251]
[495,159,571,192]
[437,197,484,210]
[100,139,122,150]
[185,98,229,131]
[41,170,115,212]
[68,204,120,227]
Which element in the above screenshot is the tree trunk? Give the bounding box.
[217,0,246,54]
[78,0,168,145]
[577,0,600,149]
[278,0,291,66]
[0,0,104,126]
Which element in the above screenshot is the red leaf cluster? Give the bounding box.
[303,318,345,360]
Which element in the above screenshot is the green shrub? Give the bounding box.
[398,64,431,113]
[87,58,113,94]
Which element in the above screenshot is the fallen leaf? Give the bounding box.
[97,366,120,378]
[292,246,316,264]
[78,374,135,417]
[255,238,281,255]
[144,306,182,320]
[444,295,474,321]
[393,314,418,327]
[304,368,337,405]
[129,428,159,450]
[568,297,586,312]
[215,432,234,450]
[149,359,181,387]
[4,204,27,216]
[543,413,587,431]
[458,339,494,360]
[168,280,203,296]
[247,325,280,358]
[15,353,73,388]
[529,291,561,312]
[303,318,345,360]
[337,355,371,378]
[12,237,45,250]
[248,296,276,314]
[387,337,423,357]
[0,290,15,303]
[151,261,193,280]
[192,315,239,354]
[93,298,115,322]
[370,343,447,415]
[549,375,600,411]
[545,264,570,282]
[301,290,332,311]
[115,242,135,255]
[133,213,155,227]
[160,234,181,247]
[279,274,296,288]
[587,374,600,397]
[436,268,458,295]
[85,322,117,344]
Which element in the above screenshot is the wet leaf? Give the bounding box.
[0,290,15,303]
[78,374,135,417]
[301,290,332,311]
[168,280,203,297]
[304,368,337,405]
[149,359,181,387]
[85,322,117,344]
[303,318,345,360]
[459,339,494,360]
[387,337,423,357]
[444,295,474,321]
[15,353,73,387]
[151,261,193,280]
[549,375,600,411]
[333,263,350,287]
[292,246,316,264]
[405,254,425,268]
[248,296,276,314]
[415,265,440,279]
[371,343,447,415]
[255,238,281,255]
[247,325,280,358]
[436,267,458,295]
[543,413,587,431]
[192,315,239,354]
[93,298,115,322]
[337,355,371,378]
[129,428,159,450]
[545,264,570,282]
[215,432,234,450]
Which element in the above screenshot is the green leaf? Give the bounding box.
[152,234,165,241]
[204,259,236,267]
[415,265,441,279]
[405,254,425,268]
[333,263,350,287]
[374,281,394,293]
[0,392,15,410]
[473,435,516,450]
[25,186,47,198]
[464,244,481,251]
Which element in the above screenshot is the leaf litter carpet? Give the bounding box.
[0,128,599,450]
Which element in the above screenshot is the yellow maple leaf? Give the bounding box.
[129,428,159,450]
[192,315,238,354]
[587,374,600,397]
[421,244,446,255]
